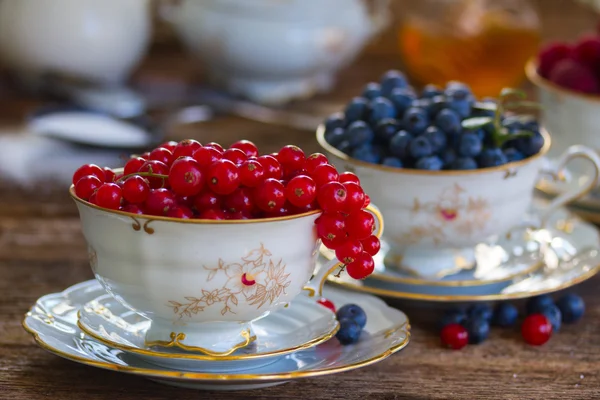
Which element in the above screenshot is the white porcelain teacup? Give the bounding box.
[71,186,383,356]
[317,126,600,279]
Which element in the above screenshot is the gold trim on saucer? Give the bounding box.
[144,329,257,357]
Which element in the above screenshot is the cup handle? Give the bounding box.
[303,204,384,298]
[539,145,600,227]
[364,0,391,39]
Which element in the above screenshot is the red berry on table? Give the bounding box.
[223,187,255,213]
[95,183,123,210]
[317,182,347,213]
[138,160,169,189]
[345,252,374,279]
[149,147,175,166]
[537,42,573,78]
[121,204,144,214]
[360,235,381,256]
[103,167,116,183]
[75,175,102,200]
[277,145,305,173]
[257,155,283,180]
[316,212,346,249]
[548,58,599,94]
[345,210,375,240]
[317,298,336,313]
[122,176,150,204]
[521,314,552,346]
[304,153,329,174]
[311,164,339,187]
[342,182,365,214]
[168,157,205,197]
[231,140,259,157]
[145,188,176,216]
[285,175,317,208]
[158,140,178,152]
[207,159,240,195]
[197,208,226,220]
[172,139,202,159]
[254,178,286,212]
[440,324,469,350]
[338,172,360,185]
[239,159,265,188]
[166,205,194,219]
[193,190,221,211]
[192,146,223,170]
[223,148,248,165]
[204,142,224,152]
[124,157,146,176]
[72,164,105,185]
[335,240,363,264]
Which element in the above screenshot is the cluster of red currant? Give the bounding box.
[71,139,380,280]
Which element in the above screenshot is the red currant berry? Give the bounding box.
[440,324,469,350]
[159,141,178,152]
[226,210,253,220]
[339,172,360,185]
[121,204,144,215]
[304,153,329,174]
[264,202,291,218]
[174,195,194,208]
[138,160,169,189]
[197,208,226,220]
[289,201,319,215]
[343,182,365,214]
[231,140,259,157]
[193,190,222,211]
[257,155,283,180]
[335,240,363,264]
[89,190,98,205]
[345,252,374,279]
[192,146,222,170]
[311,164,339,187]
[75,175,102,200]
[316,212,346,249]
[124,157,146,176]
[277,145,305,173]
[521,314,553,346]
[239,159,265,188]
[223,187,255,213]
[285,175,317,208]
[317,298,336,313]
[103,167,116,183]
[317,182,347,213]
[222,148,248,165]
[254,178,286,212]
[205,142,224,152]
[360,235,381,256]
[169,157,205,197]
[363,194,371,207]
[72,164,105,185]
[122,176,150,204]
[172,139,202,159]
[207,159,240,195]
[345,210,375,240]
[166,205,194,219]
[141,152,151,159]
[149,147,175,166]
[95,183,123,210]
[145,188,176,216]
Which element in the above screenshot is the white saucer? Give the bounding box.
[23,280,410,391]
[77,291,339,372]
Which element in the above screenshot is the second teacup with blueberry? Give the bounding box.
[317,70,600,278]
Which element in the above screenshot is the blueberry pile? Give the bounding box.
[335,304,367,345]
[323,70,545,171]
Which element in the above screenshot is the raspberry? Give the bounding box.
[572,36,600,71]
[537,42,573,78]
[548,58,599,94]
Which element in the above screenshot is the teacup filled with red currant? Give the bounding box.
[70,139,383,352]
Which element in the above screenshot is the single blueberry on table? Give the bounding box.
[337,304,367,328]
[415,155,443,170]
[435,108,462,135]
[542,304,562,332]
[324,112,346,133]
[352,144,381,164]
[468,304,493,322]
[324,127,345,147]
[515,132,545,157]
[458,132,483,157]
[439,309,467,330]
[346,121,374,147]
[450,157,478,170]
[374,118,401,145]
[423,126,447,153]
[409,135,433,159]
[525,295,555,315]
[556,293,585,323]
[492,303,518,327]
[403,107,429,135]
[389,130,413,159]
[389,88,416,116]
[382,156,403,168]
[479,148,508,168]
[344,97,369,124]
[421,84,443,99]
[380,69,408,96]
[362,82,382,100]
[504,148,525,162]
[335,318,362,345]
[369,97,397,125]
[465,317,490,344]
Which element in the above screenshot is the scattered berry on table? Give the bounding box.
[439,309,467,330]
[440,323,469,350]
[526,295,555,315]
[336,304,367,329]
[556,293,585,324]
[541,304,562,333]
[464,317,490,344]
[336,318,362,345]
[317,298,336,313]
[468,304,493,322]
[492,303,518,327]
[521,314,553,346]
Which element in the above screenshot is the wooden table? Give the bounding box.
[3,2,600,399]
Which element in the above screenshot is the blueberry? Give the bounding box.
[336,318,362,345]
[458,133,483,157]
[440,148,457,166]
[556,293,585,323]
[412,98,433,114]
[324,127,345,147]
[380,70,408,96]
[409,136,433,159]
[344,97,369,124]
[421,84,443,99]
[389,130,413,159]
[352,144,381,164]
[389,87,417,116]
[369,97,397,125]
[468,304,493,321]
[374,118,401,145]
[541,304,562,332]
[479,148,508,168]
[525,295,554,315]
[362,82,382,100]
[504,148,524,162]
[450,157,478,170]
[445,81,472,93]
[492,303,518,327]
[439,309,467,330]
[448,99,472,119]
[435,108,461,135]
[324,112,346,133]
[502,116,526,131]
[465,317,490,344]
[415,155,443,170]
[336,140,352,153]
[346,121,374,147]
[336,304,367,328]
[382,156,403,168]
[423,126,447,153]
[515,132,545,157]
[403,107,429,135]
[445,84,473,118]
[428,95,448,119]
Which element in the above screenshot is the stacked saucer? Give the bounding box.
[23,280,410,391]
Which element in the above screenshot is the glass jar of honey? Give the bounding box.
[398,0,541,97]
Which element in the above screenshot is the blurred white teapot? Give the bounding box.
[0,0,152,86]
